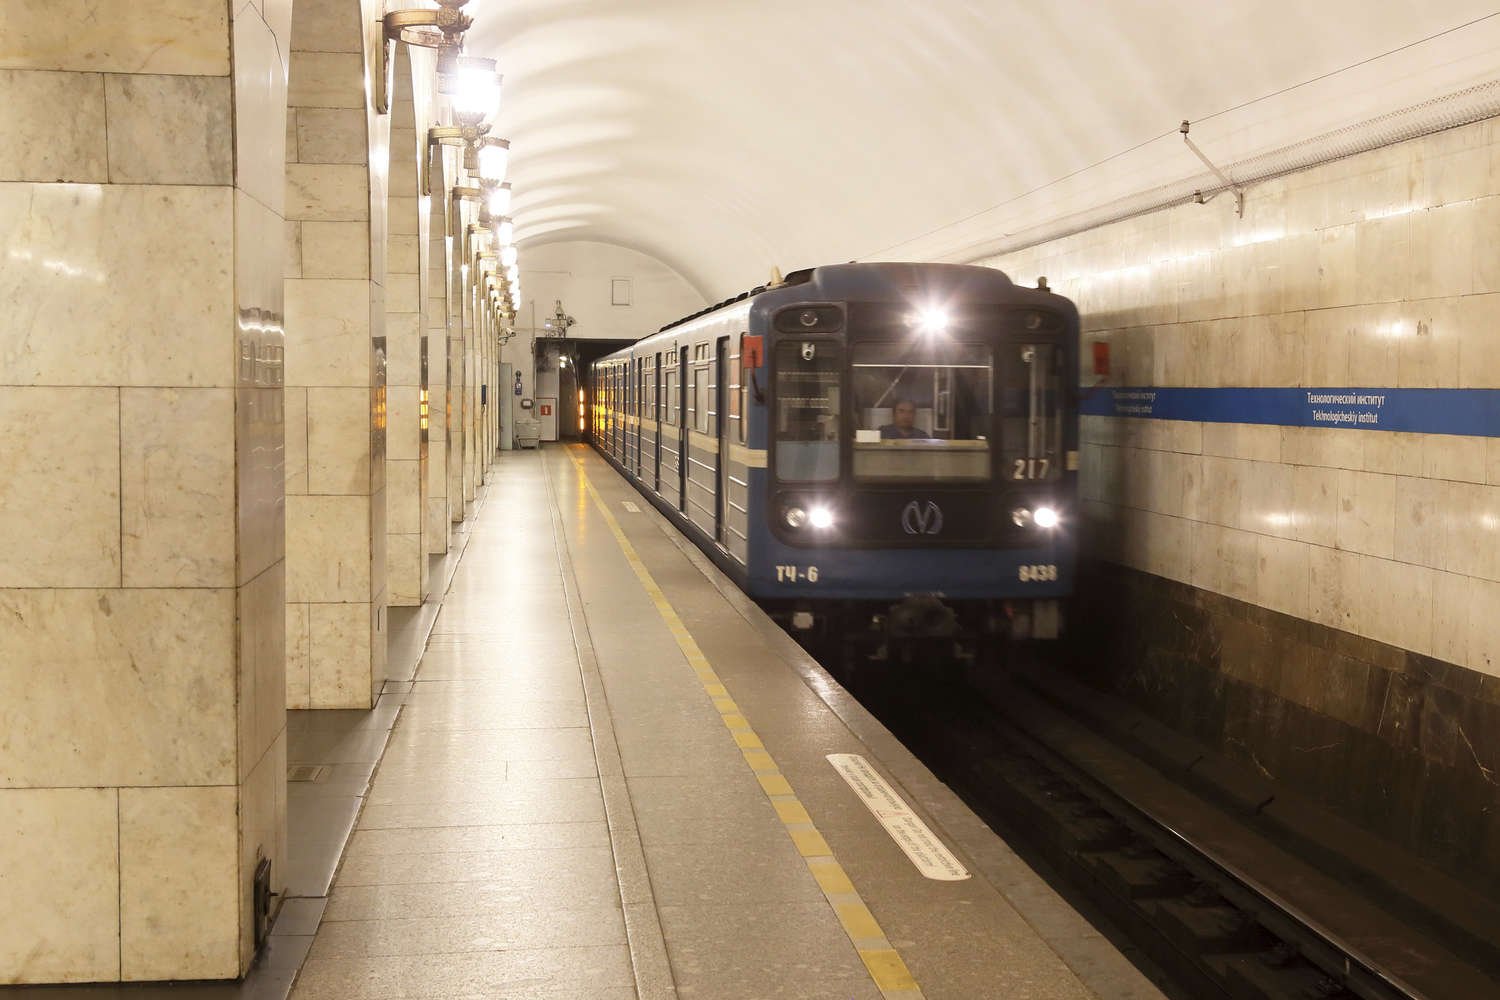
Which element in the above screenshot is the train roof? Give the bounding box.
[653,262,1023,335]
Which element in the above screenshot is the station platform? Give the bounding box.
[285,446,1166,1000]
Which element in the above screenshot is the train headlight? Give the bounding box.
[1011,507,1032,527]
[809,506,834,529]
[916,308,949,334]
[1033,506,1059,529]
[785,506,808,529]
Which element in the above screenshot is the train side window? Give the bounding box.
[732,336,745,444]
[694,364,711,434]
[664,366,679,426]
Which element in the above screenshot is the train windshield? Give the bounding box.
[851,342,992,482]
[774,339,842,482]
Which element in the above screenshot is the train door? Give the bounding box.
[653,354,662,492]
[634,358,643,476]
[678,346,688,512]
[715,337,729,545]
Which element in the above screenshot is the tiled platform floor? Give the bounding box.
[286,446,1165,1000]
[3,448,1163,999]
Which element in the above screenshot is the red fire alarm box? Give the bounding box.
[1092,342,1110,376]
[540,404,552,416]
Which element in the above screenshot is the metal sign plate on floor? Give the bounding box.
[621,501,641,512]
[827,753,970,881]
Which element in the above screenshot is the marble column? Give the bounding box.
[282,0,389,709]
[0,0,289,982]
[426,151,453,549]
[448,185,469,521]
[384,48,430,607]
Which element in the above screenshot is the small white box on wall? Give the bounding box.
[611,278,632,306]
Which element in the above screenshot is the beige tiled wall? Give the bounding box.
[283,0,389,709]
[985,118,1500,679]
[0,0,290,983]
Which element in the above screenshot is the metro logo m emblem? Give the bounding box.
[901,500,943,535]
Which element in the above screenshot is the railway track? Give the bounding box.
[832,653,1500,1000]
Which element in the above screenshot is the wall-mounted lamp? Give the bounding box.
[500,244,518,267]
[485,181,511,218]
[494,216,513,246]
[441,56,502,127]
[477,137,509,183]
[378,0,474,114]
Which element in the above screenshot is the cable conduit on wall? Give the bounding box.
[971,78,1500,262]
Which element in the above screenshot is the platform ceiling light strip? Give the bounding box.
[980,78,1500,260]
[567,450,925,998]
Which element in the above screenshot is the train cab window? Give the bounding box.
[773,340,841,482]
[999,343,1063,482]
[850,341,992,482]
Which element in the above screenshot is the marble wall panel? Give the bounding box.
[286,51,364,109]
[1335,469,1396,559]
[119,786,239,981]
[284,221,303,277]
[289,0,364,53]
[388,273,420,313]
[286,163,369,221]
[301,221,370,278]
[1362,431,1423,476]
[0,387,119,588]
[1466,576,1500,678]
[0,71,107,182]
[284,386,309,494]
[120,388,236,588]
[284,278,371,387]
[104,74,232,185]
[0,589,236,788]
[1471,198,1500,295]
[386,312,421,386]
[308,602,373,707]
[386,460,422,535]
[286,601,312,708]
[1455,293,1500,388]
[306,387,372,494]
[296,108,368,164]
[232,5,289,215]
[285,494,371,603]
[0,184,234,387]
[238,563,287,780]
[0,0,230,74]
[1423,433,1486,484]
[238,730,287,966]
[0,788,119,984]
[387,531,422,607]
[387,385,420,463]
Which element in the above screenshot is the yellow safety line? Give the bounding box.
[567,449,924,998]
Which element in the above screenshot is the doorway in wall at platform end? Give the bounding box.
[534,336,635,443]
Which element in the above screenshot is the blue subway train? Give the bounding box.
[590,262,1079,659]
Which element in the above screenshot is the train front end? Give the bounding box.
[746,263,1079,656]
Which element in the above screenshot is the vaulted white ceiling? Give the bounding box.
[466,2,1500,301]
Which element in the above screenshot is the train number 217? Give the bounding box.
[1018,564,1058,582]
[1013,458,1049,480]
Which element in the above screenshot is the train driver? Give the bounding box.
[879,400,930,439]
